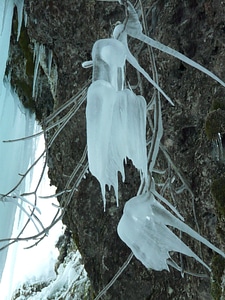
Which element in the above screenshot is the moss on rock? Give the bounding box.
[211,254,225,300]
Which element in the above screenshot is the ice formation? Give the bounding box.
[118,192,225,271]
[114,1,225,88]
[85,0,225,274]
[33,43,58,101]
[86,38,147,208]
[14,0,24,41]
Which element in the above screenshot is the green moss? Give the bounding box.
[211,176,225,216]
[211,98,225,111]
[205,109,225,140]
[211,254,225,300]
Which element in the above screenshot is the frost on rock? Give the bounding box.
[86,38,147,207]
[117,192,225,271]
[13,250,90,300]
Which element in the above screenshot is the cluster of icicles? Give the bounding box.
[83,0,225,272]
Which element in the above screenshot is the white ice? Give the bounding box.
[86,38,147,207]
[117,192,225,271]
[92,38,126,91]
[115,1,225,89]
[14,0,24,41]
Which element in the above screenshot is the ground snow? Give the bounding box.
[13,250,90,300]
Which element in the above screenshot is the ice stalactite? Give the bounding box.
[86,0,225,274]
[32,43,58,101]
[117,192,225,271]
[14,0,24,41]
[86,38,147,208]
[116,0,225,88]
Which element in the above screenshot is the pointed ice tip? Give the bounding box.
[82,61,93,68]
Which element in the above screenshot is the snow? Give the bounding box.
[13,250,90,300]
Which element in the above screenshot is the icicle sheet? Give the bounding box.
[86,81,147,207]
[118,192,225,271]
[86,37,147,207]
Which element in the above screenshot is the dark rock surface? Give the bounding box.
[9,0,225,299]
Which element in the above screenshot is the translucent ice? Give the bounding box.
[14,0,24,41]
[92,38,126,91]
[117,192,225,271]
[86,36,148,207]
[114,1,225,88]
[86,80,147,208]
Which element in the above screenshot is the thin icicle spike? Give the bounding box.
[122,1,225,88]
[32,42,41,99]
[113,24,174,105]
[117,193,225,272]
[14,0,24,41]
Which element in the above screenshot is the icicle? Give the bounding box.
[33,43,57,100]
[14,0,24,41]
[117,192,225,271]
[23,9,27,27]
[32,42,41,99]
[86,37,148,207]
[86,80,117,209]
[0,1,7,36]
[33,43,58,101]
[47,48,53,76]
[92,38,126,91]
[113,24,174,105]
[119,1,225,88]
[212,132,224,162]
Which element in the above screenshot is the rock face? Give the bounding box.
[10,0,225,299]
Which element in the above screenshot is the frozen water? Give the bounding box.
[0,79,36,283]
[92,38,126,91]
[118,192,225,271]
[86,33,148,207]
[86,80,147,207]
[116,1,225,88]
[86,34,148,207]
[0,1,7,35]
[0,0,14,88]
[14,0,24,41]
